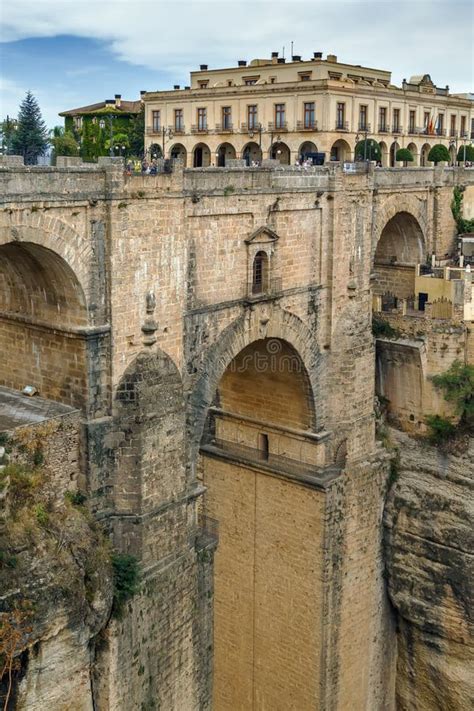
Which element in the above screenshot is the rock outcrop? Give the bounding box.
[0,462,113,710]
[384,430,474,710]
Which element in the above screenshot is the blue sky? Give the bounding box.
[1,0,473,129]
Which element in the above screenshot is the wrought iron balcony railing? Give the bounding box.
[191,124,208,134]
[244,276,283,300]
[296,120,318,131]
[215,123,233,133]
[171,124,185,134]
[268,121,288,132]
[357,122,371,132]
[335,121,349,131]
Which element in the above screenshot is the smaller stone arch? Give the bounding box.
[113,349,185,545]
[330,139,351,162]
[270,141,290,164]
[407,142,418,166]
[170,143,187,165]
[193,142,211,167]
[299,141,318,160]
[379,141,389,167]
[420,143,431,166]
[375,211,426,266]
[389,141,400,167]
[242,142,262,165]
[216,142,237,167]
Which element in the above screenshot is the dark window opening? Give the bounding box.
[252,251,268,294]
[258,433,269,460]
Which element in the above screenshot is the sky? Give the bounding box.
[0,0,473,128]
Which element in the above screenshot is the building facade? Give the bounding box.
[144,52,474,167]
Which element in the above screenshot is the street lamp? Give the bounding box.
[161,126,174,158]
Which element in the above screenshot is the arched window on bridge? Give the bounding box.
[252,250,268,294]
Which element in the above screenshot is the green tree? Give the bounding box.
[0,116,18,155]
[354,138,381,162]
[128,105,145,157]
[456,144,474,162]
[396,148,414,164]
[432,361,474,428]
[427,144,451,165]
[50,126,79,164]
[11,91,49,165]
[105,132,130,156]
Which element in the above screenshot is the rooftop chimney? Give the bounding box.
[200,64,208,70]
[313,51,323,59]
[140,90,147,97]
[277,57,286,64]
[238,60,247,67]
[174,84,180,89]
[105,99,115,106]
[292,55,302,62]
[327,54,337,62]
[114,93,122,107]
[271,51,279,58]
[185,85,190,90]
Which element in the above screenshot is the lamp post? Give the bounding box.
[99,115,115,157]
[161,126,174,159]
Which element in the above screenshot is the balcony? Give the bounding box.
[244,276,282,302]
[200,437,338,488]
[296,120,318,131]
[191,124,208,134]
[357,122,371,132]
[171,124,185,135]
[335,121,349,131]
[268,121,288,132]
[449,130,458,138]
[392,125,403,134]
[378,124,389,133]
[408,125,417,135]
[215,122,233,134]
[146,126,161,136]
[436,128,447,136]
[460,131,468,139]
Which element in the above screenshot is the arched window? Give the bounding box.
[252,251,268,294]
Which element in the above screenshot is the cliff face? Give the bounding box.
[384,430,474,711]
[0,421,113,711]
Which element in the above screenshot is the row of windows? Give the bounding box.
[152,102,318,132]
[151,104,471,135]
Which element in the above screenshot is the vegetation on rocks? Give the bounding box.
[451,185,474,233]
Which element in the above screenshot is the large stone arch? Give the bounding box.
[372,193,429,261]
[0,212,94,316]
[188,305,323,462]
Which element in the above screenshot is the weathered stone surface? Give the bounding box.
[384,429,474,711]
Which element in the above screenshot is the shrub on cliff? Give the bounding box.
[432,361,474,429]
[111,553,140,617]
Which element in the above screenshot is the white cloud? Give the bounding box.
[1,0,473,92]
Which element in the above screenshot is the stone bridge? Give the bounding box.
[1,160,472,710]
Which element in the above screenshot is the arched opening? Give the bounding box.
[193,142,211,167]
[389,141,399,167]
[407,142,418,166]
[242,141,262,166]
[216,142,236,167]
[299,141,318,161]
[252,250,268,294]
[373,211,425,305]
[420,143,431,166]
[0,241,88,407]
[170,143,187,165]
[379,141,388,167]
[148,143,163,160]
[199,337,323,709]
[330,139,351,162]
[270,141,290,164]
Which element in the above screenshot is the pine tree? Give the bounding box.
[11,91,49,165]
